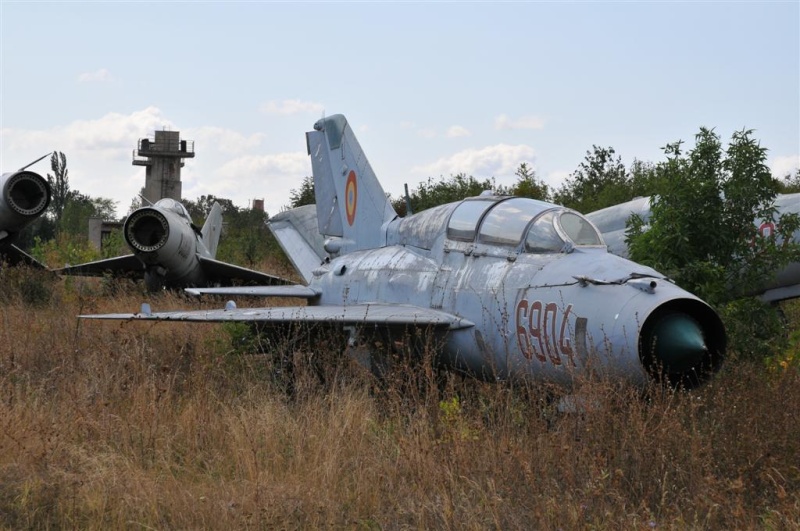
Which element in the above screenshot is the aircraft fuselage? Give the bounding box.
[310,202,725,389]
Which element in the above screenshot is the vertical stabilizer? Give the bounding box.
[306,114,397,253]
[201,202,223,258]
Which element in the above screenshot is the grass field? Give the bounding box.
[1,267,799,529]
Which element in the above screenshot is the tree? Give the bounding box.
[779,168,800,193]
[626,128,800,358]
[183,195,237,224]
[288,176,316,209]
[553,146,632,213]
[59,193,117,237]
[508,162,550,201]
[47,151,70,223]
[402,173,498,214]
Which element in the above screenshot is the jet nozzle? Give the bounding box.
[125,209,169,253]
[3,171,50,217]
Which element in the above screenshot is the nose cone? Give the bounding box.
[640,300,726,389]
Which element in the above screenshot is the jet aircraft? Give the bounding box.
[0,156,52,267]
[57,198,289,291]
[586,193,800,303]
[83,115,726,390]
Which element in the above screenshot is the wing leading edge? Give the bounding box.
[80,303,475,330]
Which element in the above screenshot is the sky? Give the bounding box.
[1,1,798,218]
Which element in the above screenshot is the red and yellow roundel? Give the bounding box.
[345,170,358,226]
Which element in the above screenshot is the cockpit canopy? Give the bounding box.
[446,197,604,253]
[154,198,192,222]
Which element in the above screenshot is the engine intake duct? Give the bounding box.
[640,299,726,389]
[125,209,169,253]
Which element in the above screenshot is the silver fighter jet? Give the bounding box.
[57,199,289,291]
[83,115,726,390]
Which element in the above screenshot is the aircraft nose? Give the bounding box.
[639,300,726,389]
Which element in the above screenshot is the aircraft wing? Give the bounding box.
[81,302,475,330]
[197,256,293,286]
[54,254,145,277]
[1,244,47,268]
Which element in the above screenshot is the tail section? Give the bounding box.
[306,114,397,253]
[201,202,223,258]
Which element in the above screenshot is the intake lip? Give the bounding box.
[125,209,169,253]
[4,171,50,216]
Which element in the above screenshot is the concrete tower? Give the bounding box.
[133,130,194,204]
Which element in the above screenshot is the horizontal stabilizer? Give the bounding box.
[54,254,144,277]
[185,285,320,298]
[81,303,475,330]
[197,256,292,286]
[268,204,326,284]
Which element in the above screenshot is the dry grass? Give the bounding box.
[1,269,799,529]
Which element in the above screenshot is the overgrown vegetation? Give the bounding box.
[626,129,800,359]
[3,128,800,526]
[1,272,799,528]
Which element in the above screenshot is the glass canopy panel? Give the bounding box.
[447,199,497,241]
[154,198,191,220]
[559,212,603,245]
[478,198,553,246]
[524,211,564,253]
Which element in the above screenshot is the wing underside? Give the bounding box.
[81,303,475,330]
[54,254,144,277]
[198,256,292,286]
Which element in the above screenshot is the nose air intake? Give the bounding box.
[5,171,50,216]
[125,209,169,253]
[640,300,726,389]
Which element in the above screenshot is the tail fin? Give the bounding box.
[201,202,223,258]
[306,114,397,253]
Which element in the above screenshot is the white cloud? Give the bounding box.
[543,170,571,191]
[412,144,536,179]
[494,114,545,131]
[206,152,311,214]
[446,125,471,138]
[185,126,265,155]
[77,68,113,83]
[771,154,800,178]
[259,99,325,116]
[2,106,172,157]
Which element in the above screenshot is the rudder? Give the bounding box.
[306,114,397,254]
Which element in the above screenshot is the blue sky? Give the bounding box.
[2,1,798,217]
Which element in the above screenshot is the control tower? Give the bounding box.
[132,130,194,204]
